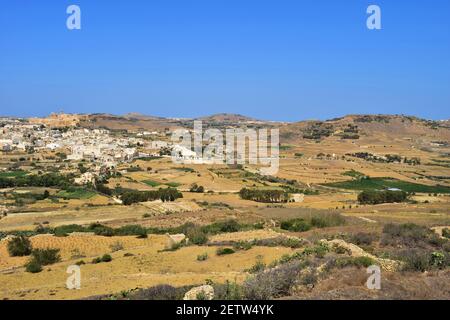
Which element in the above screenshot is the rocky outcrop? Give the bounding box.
[183,285,214,300]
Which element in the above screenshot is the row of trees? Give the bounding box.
[121,188,183,205]
[357,190,409,205]
[239,188,289,203]
[0,173,73,188]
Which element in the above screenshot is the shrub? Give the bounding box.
[101,254,112,262]
[247,256,266,273]
[351,232,377,246]
[115,225,148,238]
[430,251,447,268]
[110,241,124,252]
[216,248,235,256]
[310,213,346,228]
[89,223,115,237]
[7,236,32,257]
[381,223,443,248]
[197,253,208,261]
[442,228,450,239]
[255,236,304,248]
[280,219,311,232]
[31,248,61,265]
[186,227,208,245]
[233,241,253,251]
[243,261,301,299]
[25,260,43,273]
[397,249,430,272]
[92,257,102,264]
[130,284,188,300]
[335,256,375,268]
[214,280,243,300]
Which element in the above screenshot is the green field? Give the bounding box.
[143,180,162,187]
[0,170,28,178]
[56,188,97,199]
[165,182,181,188]
[324,177,450,194]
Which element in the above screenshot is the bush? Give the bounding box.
[214,280,243,300]
[247,256,266,273]
[280,219,311,232]
[101,254,112,262]
[335,256,375,268]
[25,259,43,273]
[31,248,61,265]
[442,228,450,239]
[310,213,346,228]
[110,241,124,252]
[7,236,32,257]
[114,225,148,238]
[233,241,253,251]
[186,227,208,245]
[381,223,443,248]
[397,249,430,272]
[130,284,188,300]
[92,254,113,264]
[89,223,115,237]
[255,236,304,248]
[351,232,378,246]
[216,248,235,256]
[243,261,301,299]
[197,253,208,261]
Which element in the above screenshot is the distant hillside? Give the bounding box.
[195,113,262,123]
[279,114,450,151]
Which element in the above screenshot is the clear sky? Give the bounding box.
[0,0,449,121]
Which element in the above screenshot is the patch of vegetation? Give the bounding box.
[7,236,33,257]
[350,232,378,246]
[280,213,345,232]
[56,187,97,199]
[165,182,181,188]
[0,172,73,188]
[93,254,113,264]
[0,170,28,178]
[239,188,289,203]
[442,228,450,239]
[325,177,450,194]
[189,183,204,193]
[334,256,375,268]
[172,167,195,173]
[342,170,366,179]
[216,247,236,256]
[31,248,61,266]
[243,261,302,299]
[25,259,43,273]
[121,188,183,205]
[247,256,266,273]
[281,219,311,232]
[381,223,444,248]
[357,190,409,205]
[143,180,161,187]
[197,253,208,261]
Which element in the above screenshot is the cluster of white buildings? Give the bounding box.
[0,119,149,167]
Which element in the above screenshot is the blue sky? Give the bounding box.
[0,0,449,121]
